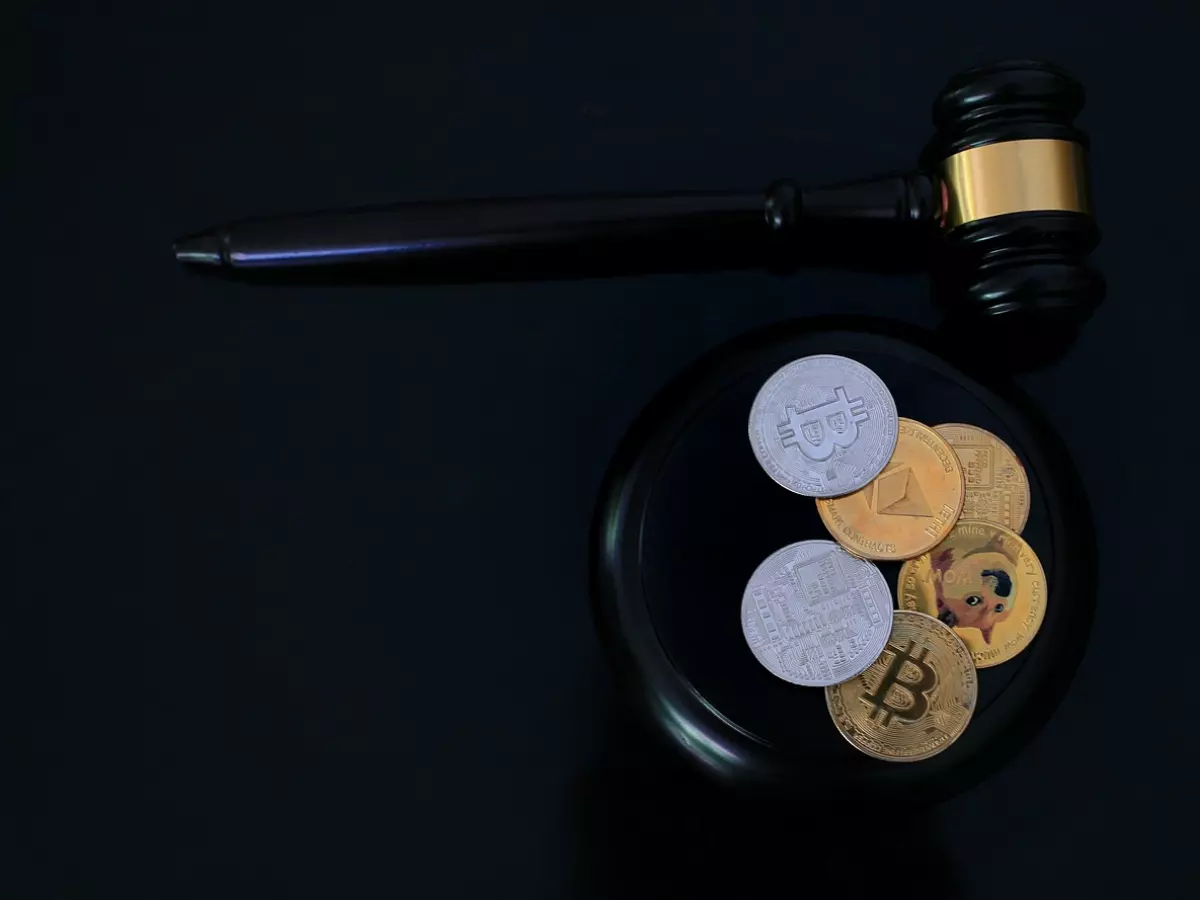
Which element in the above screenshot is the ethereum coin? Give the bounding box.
[816,418,965,560]
[741,540,894,687]
[749,355,898,498]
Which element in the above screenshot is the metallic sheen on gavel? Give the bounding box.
[175,60,1102,335]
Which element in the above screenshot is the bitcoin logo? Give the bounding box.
[826,611,976,762]
[860,639,937,725]
[777,386,869,462]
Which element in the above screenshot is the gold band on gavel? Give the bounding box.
[940,138,1090,229]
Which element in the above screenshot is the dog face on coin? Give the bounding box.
[931,540,1016,646]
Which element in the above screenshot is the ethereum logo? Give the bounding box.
[869,462,931,517]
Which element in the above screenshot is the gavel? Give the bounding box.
[175,59,1102,347]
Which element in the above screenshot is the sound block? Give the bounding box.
[590,317,1095,801]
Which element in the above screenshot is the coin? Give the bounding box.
[741,539,894,687]
[748,355,898,498]
[825,610,977,762]
[816,418,964,561]
[934,423,1030,533]
[898,521,1046,668]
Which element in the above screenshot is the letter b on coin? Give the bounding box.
[778,386,869,462]
[861,639,937,725]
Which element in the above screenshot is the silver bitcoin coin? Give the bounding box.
[749,354,898,498]
[741,539,894,687]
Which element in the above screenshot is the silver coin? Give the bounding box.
[741,540,894,687]
[748,354,898,498]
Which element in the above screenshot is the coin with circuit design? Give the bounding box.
[934,423,1030,533]
[826,610,977,762]
[741,540,893,687]
[898,521,1046,668]
[748,355,898,498]
[816,418,964,560]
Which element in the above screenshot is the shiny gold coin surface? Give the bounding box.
[934,423,1030,533]
[826,610,976,763]
[816,418,964,561]
[898,521,1046,668]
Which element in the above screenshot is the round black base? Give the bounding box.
[590,317,1095,802]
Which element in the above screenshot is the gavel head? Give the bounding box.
[922,60,1103,356]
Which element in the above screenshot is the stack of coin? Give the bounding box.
[743,354,1046,762]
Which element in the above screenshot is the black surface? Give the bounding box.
[8,2,1199,897]
[594,321,1090,800]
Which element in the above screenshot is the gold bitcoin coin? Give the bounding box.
[816,418,964,561]
[934,423,1030,533]
[826,610,976,763]
[898,521,1046,668]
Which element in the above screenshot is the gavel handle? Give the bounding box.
[173,173,939,280]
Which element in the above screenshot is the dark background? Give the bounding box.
[8,2,1198,896]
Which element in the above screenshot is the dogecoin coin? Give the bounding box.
[816,418,964,561]
[934,423,1030,533]
[826,610,977,762]
[898,521,1046,668]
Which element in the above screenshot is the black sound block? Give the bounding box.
[590,317,1096,802]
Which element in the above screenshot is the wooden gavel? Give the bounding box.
[175,59,1102,341]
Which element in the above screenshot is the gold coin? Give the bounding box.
[898,521,1046,668]
[815,418,964,561]
[934,423,1030,533]
[826,610,976,763]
